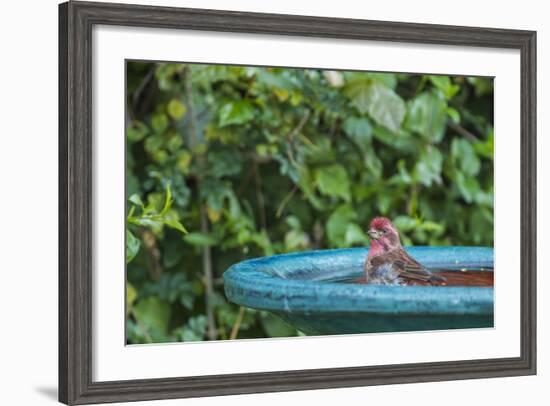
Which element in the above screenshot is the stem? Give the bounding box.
[140,229,162,281]
[129,68,156,123]
[183,65,217,341]
[407,184,419,216]
[414,75,427,96]
[229,306,246,340]
[448,121,478,142]
[183,66,199,147]
[132,68,154,113]
[276,185,298,218]
[312,220,324,249]
[285,110,310,169]
[253,162,267,230]
[200,205,216,340]
[288,110,310,139]
[236,163,256,197]
[130,308,153,344]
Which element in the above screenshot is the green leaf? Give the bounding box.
[218,101,255,127]
[167,99,186,120]
[343,77,371,115]
[393,215,418,232]
[414,147,443,186]
[126,230,141,264]
[207,149,243,178]
[252,231,274,256]
[202,182,228,213]
[406,91,448,142]
[297,167,326,211]
[260,313,297,337]
[467,77,494,96]
[144,134,163,153]
[285,215,302,230]
[372,125,417,152]
[345,80,405,132]
[419,221,445,234]
[284,229,309,251]
[376,193,392,214]
[256,69,296,90]
[133,296,171,337]
[365,83,406,132]
[128,194,145,209]
[455,171,481,203]
[142,273,195,310]
[160,183,173,215]
[127,217,162,229]
[368,72,398,89]
[127,121,149,142]
[164,218,188,234]
[342,116,372,151]
[314,164,351,201]
[176,150,192,173]
[152,150,168,164]
[151,113,169,133]
[177,316,208,341]
[344,223,369,246]
[469,209,490,244]
[162,239,184,268]
[184,232,218,246]
[126,282,137,315]
[428,75,460,99]
[474,130,494,160]
[446,107,461,124]
[388,159,413,186]
[326,204,356,247]
[364,148,383,179]
[166,133,183,152]
[451,138,481,176]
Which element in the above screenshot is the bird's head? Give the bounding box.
[367,217,402,254]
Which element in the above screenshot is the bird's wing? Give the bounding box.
[371,248,433,282]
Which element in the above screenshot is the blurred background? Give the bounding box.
[125,62,493,344]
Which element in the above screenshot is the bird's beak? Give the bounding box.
[368,228,381,240]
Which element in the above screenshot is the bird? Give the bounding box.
[364,217,446,285]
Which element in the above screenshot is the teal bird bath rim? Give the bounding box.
[223,247,494,335]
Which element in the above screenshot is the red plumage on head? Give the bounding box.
[369,216,393,231]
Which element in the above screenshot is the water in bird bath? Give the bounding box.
[334,268,494,287]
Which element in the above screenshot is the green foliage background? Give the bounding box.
[126,62,494,344]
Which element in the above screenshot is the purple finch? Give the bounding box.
[364,217,445,285]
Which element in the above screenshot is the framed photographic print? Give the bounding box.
[59,1,536,404]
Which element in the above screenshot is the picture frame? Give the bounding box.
[59,1,537,404]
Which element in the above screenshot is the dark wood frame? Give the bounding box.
[59,1,537,404]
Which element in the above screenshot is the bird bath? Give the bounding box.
[223,247,494,335]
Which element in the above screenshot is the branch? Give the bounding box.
[140,229,163,281]
[229,306,246,340]
[253,161,267,230]
[182,65,217,341]
[407,184,419,217]
[283,111,311,170]
[130,308,153,344]
[183,66,200,148]
[236,164,256,197]
[448,121,478,142]
[288,110,310,139]
[199,205,216,341]
[132,68,154,111]
[276,185,298,218]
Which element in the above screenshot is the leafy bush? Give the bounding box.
[126,62,494,343]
